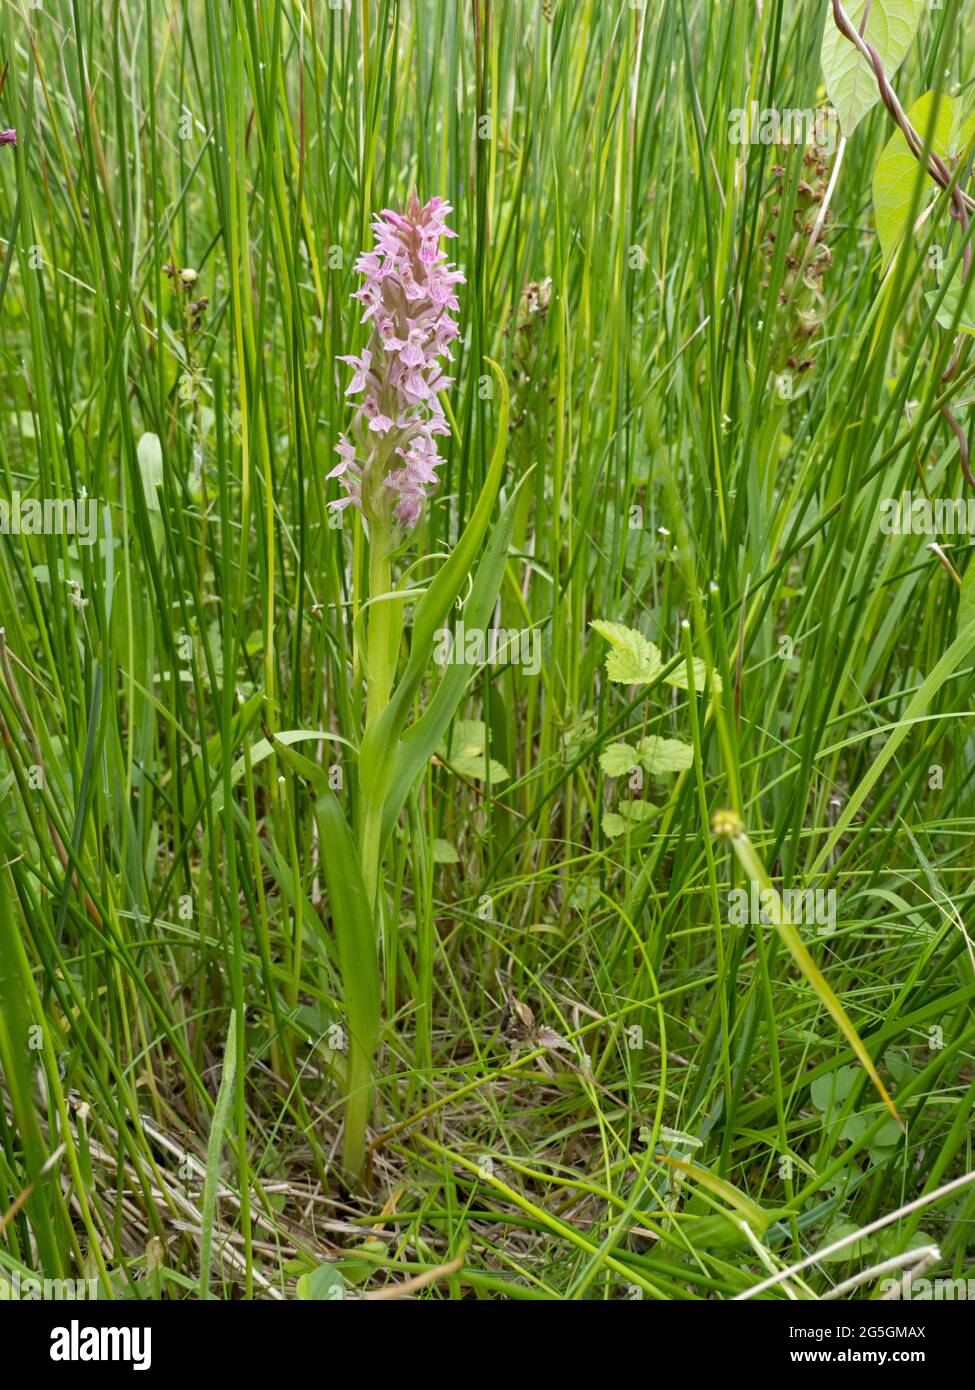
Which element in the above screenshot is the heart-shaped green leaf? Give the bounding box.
[873,92,975,264]
[821,0,926,137]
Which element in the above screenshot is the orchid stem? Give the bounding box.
[360,522,396,911]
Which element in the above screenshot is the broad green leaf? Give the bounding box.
[590,619,662,684]
[819,1221,878,1263]
[656,1154,771,1234]
[204,719,351,818]
[871,1116,906,1150]
[446,719,488,750]
[602,800,656,838]
[884,1047,913,1084]
[821,0,926,137]
[811,1064,859,1113]
[873,92,975,264]
[296,1264,347,1300]
[638,735,694,774]
[432,838,460,864]
[450,754,509,782]
[842,1113,870,1143]
[439,720,509,783]
[665,654,723,695]
[338,1239,387,1287]
[360,360,509,844]
[377,382,521,849]
[599,742,640,777]
[927,277,975,337]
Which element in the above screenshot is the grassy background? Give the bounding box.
[1,0,974,1300]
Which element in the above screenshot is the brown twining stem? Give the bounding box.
[832,0,974,485]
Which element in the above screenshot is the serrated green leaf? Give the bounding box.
[602,800,656,838]
[451,754,509,782]
[439,720,510,783]
[821,0,926,138]
[447,718,488,751]
[599,742,640,777]
[638,735,694,774]
[590,619,662,684]
[664,655,723,696]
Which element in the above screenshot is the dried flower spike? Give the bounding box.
[329,191,464,528]
[759,144,832,398]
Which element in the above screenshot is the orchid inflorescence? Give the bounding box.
[329,192,464,528]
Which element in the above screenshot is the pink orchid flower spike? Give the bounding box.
[330,191,464,528]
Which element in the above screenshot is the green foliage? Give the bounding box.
[821,0,926,135]
[589,620,663,684]
[873,92,974,264]
[1,0,974,1306]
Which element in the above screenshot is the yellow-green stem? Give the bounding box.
[360,529,395,908]
[343,525,395,1181]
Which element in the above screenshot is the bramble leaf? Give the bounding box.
[665,655,723,696]
[590,620,662,684]
[602,800,656,838]
[639,735,694,774]
[599,742,641,777]
[439,720,510,783]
